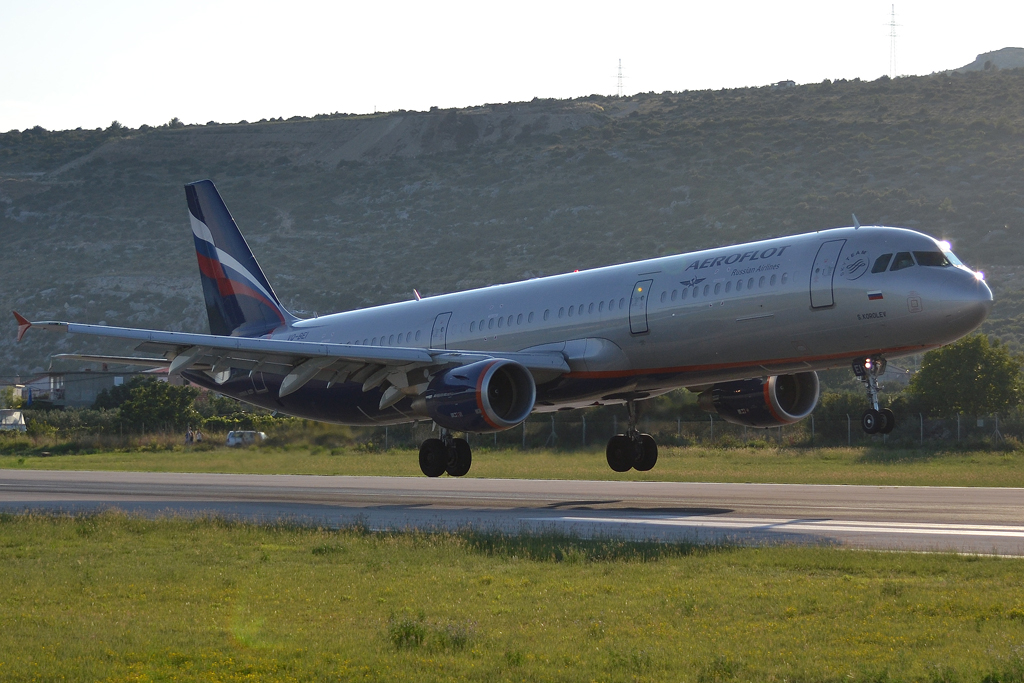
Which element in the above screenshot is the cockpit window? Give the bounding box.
[871,254,893,273]
[914,251,951,267]
[890,252,915,271]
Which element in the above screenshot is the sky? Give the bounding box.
[2,0,1021,133]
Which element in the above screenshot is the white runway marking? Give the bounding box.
[537,515,1024,539]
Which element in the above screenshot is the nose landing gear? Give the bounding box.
[419,429,472,477]
[853,357,895,435]
[605,399,659,472]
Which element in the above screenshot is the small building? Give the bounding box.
[21,368,176,409]
[771,80,796,90]
[0,410,26,432]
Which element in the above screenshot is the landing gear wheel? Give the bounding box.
[418,438,447,477]
[861,409,882,435]
[634,434,658,472]
[606,435,633,472]
[880,408,896,434]
[446,438,472,477]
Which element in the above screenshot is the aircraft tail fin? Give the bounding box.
[185,180,296,337]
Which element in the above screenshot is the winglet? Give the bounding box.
[13,311,30,342]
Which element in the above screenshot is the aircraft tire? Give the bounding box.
[880,409,896,434]
[419,439,448,477]
[634,434,658,472]
[606,435,633,472]
[446,438,472,477]
[861,409,882,435]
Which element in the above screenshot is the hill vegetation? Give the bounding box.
[2,68,1024,378]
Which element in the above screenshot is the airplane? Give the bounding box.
[14,180,993,476]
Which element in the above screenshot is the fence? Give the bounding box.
[363,412,1022,451]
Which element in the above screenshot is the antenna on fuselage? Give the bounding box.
[413,289,422,301]
[852,214,861,229]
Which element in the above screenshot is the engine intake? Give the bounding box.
[697,372,820,428]
[420,359,536,433]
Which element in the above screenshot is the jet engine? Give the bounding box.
[418,359,536,433]
[697,372,820,428]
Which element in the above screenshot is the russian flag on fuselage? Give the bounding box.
[185,180,294,337]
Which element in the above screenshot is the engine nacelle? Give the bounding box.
[697,372,820,428]
[420,359,536,433]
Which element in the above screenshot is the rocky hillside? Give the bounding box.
[3,68,1024,376]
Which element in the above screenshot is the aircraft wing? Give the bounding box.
[15,314,569,408]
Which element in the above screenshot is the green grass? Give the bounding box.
[2,512,1024,682]
[3,444,1024,487]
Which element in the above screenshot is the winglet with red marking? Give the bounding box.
[13,311,31,342]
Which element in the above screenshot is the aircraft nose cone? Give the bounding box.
[943,272,993,335]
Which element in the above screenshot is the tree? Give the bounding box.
[118,379,199,432]
[908,334,1023,417]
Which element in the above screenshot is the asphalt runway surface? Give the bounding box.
[1,469,1023,555]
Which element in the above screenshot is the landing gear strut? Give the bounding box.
[853,357,895,435]
[418,429,472,477]
[605,399,658,472]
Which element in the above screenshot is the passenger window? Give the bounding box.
[702,285,709,296]
[914,251,951,267]
[747,278,754,289]
[598,301,605,312]
[781,273,788,285]
[558,307,565,318]
[389,334,395,345]
[890,252,915,271]
[415,331,422,341]
[588,303,594,314]
[692,286,698,298]
[671,290,677,301]
[469,322,475,332]
[363,338,368,345]
[682,288,689,299]
[497,316,504,328]
[714,283,721,295]
[488,318,495,329]
[577,305,583,316]
[871,253,893,273]
[544,309,550,320]
[619,298,626,308]
[528,312,535,323]
[567,306,574,317]
[759,276,765,288]
[770,274,776,286]
[661,291,667,303]
[737,280,743,292]
[517,313,523,325]
[371,337,377,345]
[725,281,732,293]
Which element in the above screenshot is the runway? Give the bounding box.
[2,469,1023,555]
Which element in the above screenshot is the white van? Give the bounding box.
[225,430,267,447]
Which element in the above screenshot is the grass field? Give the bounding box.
[3,444,1024,487]
[2,512,1023,682]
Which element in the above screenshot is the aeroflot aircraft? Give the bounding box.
[15,180,992,476]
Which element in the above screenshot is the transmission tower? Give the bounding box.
[888,5,900,78]
[617,59,624,97]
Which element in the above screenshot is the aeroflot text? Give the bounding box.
[683,245,792,271]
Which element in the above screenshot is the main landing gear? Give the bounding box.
[605,399,659,472]
[418,429,472,477]
[853,356,895,435]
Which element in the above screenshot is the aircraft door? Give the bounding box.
[629,279,653,334]
[430,312,452,349]
[809,240,846,308]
